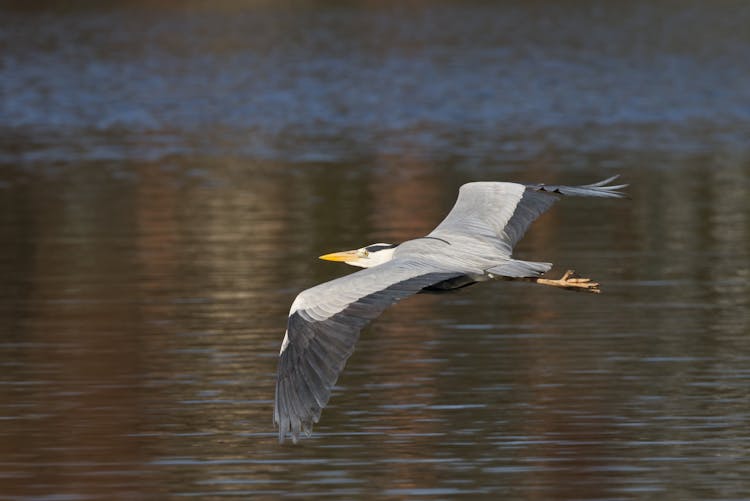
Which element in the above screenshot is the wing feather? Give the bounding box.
[428,182,526,242]
[430,176,627,255]
[274,260,459,443]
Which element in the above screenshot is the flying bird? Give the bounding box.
[274,176,627,443]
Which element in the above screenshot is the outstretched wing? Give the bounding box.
[275,259,459,443]
[429,176,627,255]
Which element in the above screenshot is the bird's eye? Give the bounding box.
[362,249,370,257]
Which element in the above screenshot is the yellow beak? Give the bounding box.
[319,249,359,262]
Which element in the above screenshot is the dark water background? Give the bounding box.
[1,2,750,499]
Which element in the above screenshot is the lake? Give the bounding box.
[1,2,749,499]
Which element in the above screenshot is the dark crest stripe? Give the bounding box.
[365,243,397,252]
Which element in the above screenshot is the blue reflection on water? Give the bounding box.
[2,2,750,164]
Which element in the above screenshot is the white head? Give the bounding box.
[319,243,397,268]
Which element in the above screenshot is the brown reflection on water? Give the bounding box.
[1,154,750,497]
[134,164,181,301]
[368,156,445,240]
[0,172,154,498]
[130,161,291,427]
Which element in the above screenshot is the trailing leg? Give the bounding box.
[500,269,601,293]
[534,269,600,293]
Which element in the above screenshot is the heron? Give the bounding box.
[274,176,627,443]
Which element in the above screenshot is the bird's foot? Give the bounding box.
[536,270,601,294]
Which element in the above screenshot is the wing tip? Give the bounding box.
[275,414,313,444]
[527,175,629,199]
[274,372,321,445]
[582,174,629,197]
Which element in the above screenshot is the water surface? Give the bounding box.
[1,2,750,499]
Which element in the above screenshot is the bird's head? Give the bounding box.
[319,243,396,268]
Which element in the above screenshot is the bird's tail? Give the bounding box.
[486,259,553,278]
[525,175,628,198]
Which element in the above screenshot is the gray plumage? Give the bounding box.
[274,176,626,443]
